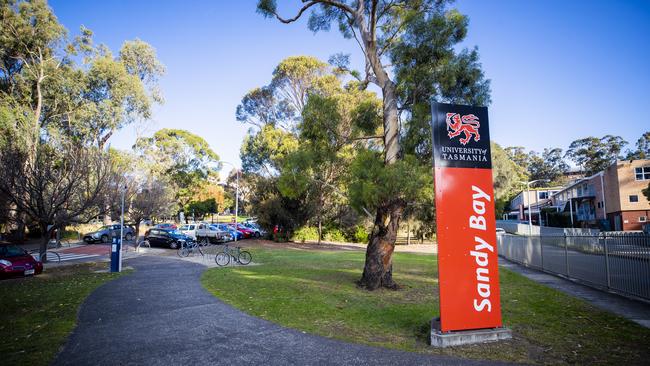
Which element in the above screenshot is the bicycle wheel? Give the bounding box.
[238,251,252,265]
[215,252,230,266]
[138,240,151,249]
[178,247,190,257]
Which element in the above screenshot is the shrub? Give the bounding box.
[292,226,319,243]
[324,228,346,242]
[352,225,369,243]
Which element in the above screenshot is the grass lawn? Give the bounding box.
[202,247,650,365]
[0,263,126,366]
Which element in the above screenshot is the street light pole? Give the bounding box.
[234,168,239,243]
[219,161,239,243]
[119,185,125,272]
[519,179,550,235]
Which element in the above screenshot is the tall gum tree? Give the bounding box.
[258,0,492,289]
[258,0,441,289]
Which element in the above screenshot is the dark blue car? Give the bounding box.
[143,228,194,249]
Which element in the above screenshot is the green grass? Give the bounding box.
[0,263,126,366]
[202,248,650,365]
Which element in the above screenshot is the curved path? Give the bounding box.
[53,256,513,366]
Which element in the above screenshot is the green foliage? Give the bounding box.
[323,227,346,242]
[491,142,528,201]
[348,151,432,213]
[185,198,217,219]
[566,135,627,175]
[527,148,569,184]
[351,225,369,243]
[627,131,650,159]
[240,124,299,174]
[292,226,320,243]
[135,128,220,209]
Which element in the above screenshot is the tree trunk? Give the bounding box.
[134,220,141,244]
[317,189,323,245]
[358,79,405,290]
[39,223,53,263]
[358,201,404,290]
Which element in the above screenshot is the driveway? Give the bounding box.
[53,256,512,366]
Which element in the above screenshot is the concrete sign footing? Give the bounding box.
[430,318,512,347]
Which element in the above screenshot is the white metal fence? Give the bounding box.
[497,233,650,301]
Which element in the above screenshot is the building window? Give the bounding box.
[635,167,650,180]
[629,195,639,202]
[640,216,647,223]
[539,191,548,200]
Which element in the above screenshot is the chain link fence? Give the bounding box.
[497,232,650,301]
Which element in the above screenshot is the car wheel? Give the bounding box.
[125,233,133,241]
[254,232,261,238]
[169,241,179,249]
[101,235,109,243]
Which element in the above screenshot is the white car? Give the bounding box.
[195,223,228,243]
[179,224,197,239]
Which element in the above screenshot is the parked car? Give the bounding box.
[215,224,242,241]
[83,225,135,244]
[242,222,265,238]
[195,223,229,244]
[179,224,197,239]
[229,224,254,239]
[143,229,193,249]
[154,223,177,230]
[0,245,43,279]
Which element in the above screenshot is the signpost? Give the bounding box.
[430,101,511,346]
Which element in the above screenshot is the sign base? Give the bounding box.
[430,318,512,348]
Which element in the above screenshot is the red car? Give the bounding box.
[229,224,253,239]
[0,245,43,279]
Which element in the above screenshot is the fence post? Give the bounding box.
[564,233,570,276]
[603,233,611,289]
[539,234,544,271]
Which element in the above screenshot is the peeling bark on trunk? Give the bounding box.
[358,201,404,290]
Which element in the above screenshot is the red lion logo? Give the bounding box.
[446,112,480,145]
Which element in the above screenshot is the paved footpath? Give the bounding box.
[53,256,514,366]
[499,258,650,328]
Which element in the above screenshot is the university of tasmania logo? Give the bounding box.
[446,112,481,145]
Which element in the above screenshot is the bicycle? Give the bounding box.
[178,240,203,258]
[28,249,61,263]
[215,244,252,266]
[136,239,151,251]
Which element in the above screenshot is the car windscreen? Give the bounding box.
[0,245,27,257]
[168,230,183,235]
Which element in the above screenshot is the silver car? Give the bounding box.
[83,224,135,243]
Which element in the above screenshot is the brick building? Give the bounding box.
[550,159,650,231]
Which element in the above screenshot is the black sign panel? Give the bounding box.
[430,102,492,169]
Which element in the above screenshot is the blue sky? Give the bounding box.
[49,0,650,173]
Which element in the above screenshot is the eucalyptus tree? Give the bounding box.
[258,0,491,289]
[134,128,220,217]
[566,135,627,175]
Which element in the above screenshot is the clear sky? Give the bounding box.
[48,0,650,174]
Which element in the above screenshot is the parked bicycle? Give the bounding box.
[136,239,151,251]
[215,244,251,266]
[28,249,61,263]
[178,240,203,258]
